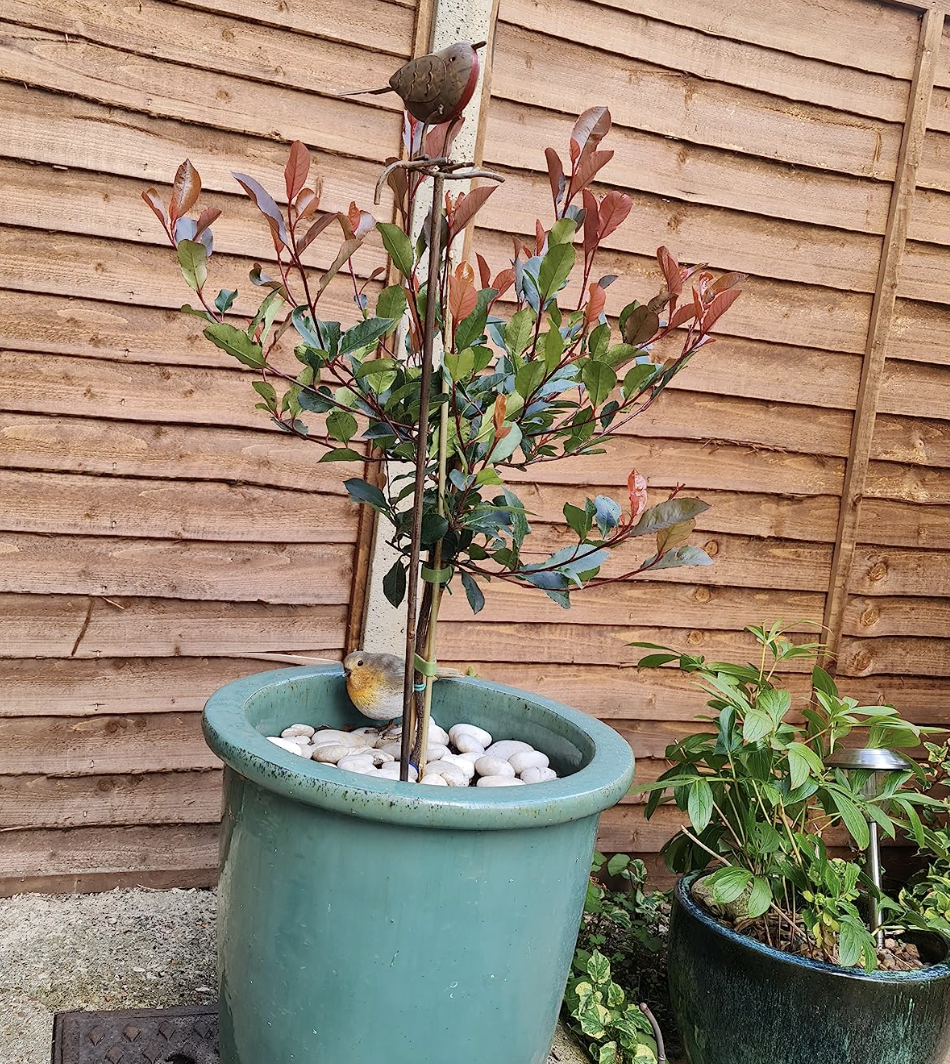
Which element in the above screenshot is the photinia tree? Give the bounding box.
[143,105,744,772]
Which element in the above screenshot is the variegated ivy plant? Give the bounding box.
[143,106,743,630]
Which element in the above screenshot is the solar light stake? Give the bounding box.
[826,747,913,948]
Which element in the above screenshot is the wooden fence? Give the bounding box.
[0,0,947,893]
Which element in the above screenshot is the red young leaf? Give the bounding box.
[701,288,741,332]
[656,246,683,298]
[448,273,478,323]
[666,304,697,330]
[709,270,748,296]
[568,149,614,201]
[169,160,200,226]
[284,140,311,203]
[491,268,515,300]
[141,188,170,232]
[194,206,221,239]
[296,212,337,255]
[492,394,507,434]
[476,252,492,290]
[449,184,497,239]
[456,261,475,285]
[584,282,606,325]
[544,147,565,208]
[582,189,600,263]
[569,106,611,164]
[627,470,648,521]
[347,201,361,235]
[340,202,375,240]
[535,219,546,257]
[295,179,323,221]
[232,172,287,249]
[317,236,362,294]
[426,116,465,159]
[598,191,632,240]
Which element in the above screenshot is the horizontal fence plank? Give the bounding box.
[0,711,216,775]
[0,83,389,222]
[0,593,347,659]
[898,240,950,303]
[908,185,950,245]
[873,415,949,468]
[0,824,219,897]
[0,470,355,542]
[0,23,402,160]
[856,497,950,549]
[844,595,950,639]
[848,547,950,597]
[0,412,353,491]
[0,656,299,716]
[437,623,816,669]
[0,533,354,604]
[476,229,874,356]
[485,99,892,234]
[838,636,950,679]
[0,226,381,323]
[501,0,910,121]
[489,25,902,180]
[583,0,919,80]
[890,297,950,366]
[866,460,950,505]
[0,769,222,830]
[880,362,950,420]
[440,578,824,629]
[480,166,884,293]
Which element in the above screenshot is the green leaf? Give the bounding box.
[461,571,485,614]
[504,307,535,362]
[786,741,824,790]
[444,348,475,381]
[420,512,449,545]
[343,477,388,511]
[838,916,875,969]
[742,707,773,743]
[251,380,277,411]
[326,409,357,443]
[377,222,414,277]
[586,950,610,985]
[597,1042,618,1064]
[215,288,237,313]
[582,361,616,408]
[563,502,592,539]
[548,218,577,246]
[622,363,656,399]
[747,876,772,919]
[376,284,407,323]
[319,447,362,462]
[628,498,710,536]
[177,239,207,292]
[602,343,643,369]
[544,326,565,371]
[515,361,546,398]
[454,289,493,351]
[687,778,714,833]
[490,424,522,463]
[383,560,406,607]
[538,242,575,302]
[706,866,753,905]
[606,853,629,877]
[339,316,395,355]
[829,790,870,850]
[203,322,264,368]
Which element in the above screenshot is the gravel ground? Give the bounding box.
[0,887,587,1064]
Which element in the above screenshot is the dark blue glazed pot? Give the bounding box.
[669,872,950,1064]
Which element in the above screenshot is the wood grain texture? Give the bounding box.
[0,770,223,830]
[822,7,941,668]
[0,594,347,659]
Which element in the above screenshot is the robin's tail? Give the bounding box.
[338,85,393,97]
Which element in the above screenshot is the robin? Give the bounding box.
[339,41,486,126]
[343,650,462,723]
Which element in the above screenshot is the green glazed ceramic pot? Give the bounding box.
[202,665,635,1064]
[669,871,950,1064]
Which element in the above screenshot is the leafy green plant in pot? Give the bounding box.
[143,87,742,1064]
[636,623,950,1064]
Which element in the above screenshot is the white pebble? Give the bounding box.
[376,741,404,758]
[312,729,367,749]
[477,775,526,787]
[521,766,558,784]
[281,724,315,738]
[453,733,486,755]
[474,755,515,778]
[337,755,378,775]
[455,750,482,765]
[375,762,418,781]
[267,736,304,755]
[292,744,314,759]
[424,760,469,786]
[485,740,533,760]
[423,742,448,762]
[450,723,492,749]
[312,743,349,764]
[440,752,476,780]
[509,750,549,775]
[419,773,449,786]
[428,723,451,747]
[367,749,395,766]
[289,735,311,746]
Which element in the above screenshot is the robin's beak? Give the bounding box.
[473,40,487,49]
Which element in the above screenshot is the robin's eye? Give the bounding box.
[357,658,364,666]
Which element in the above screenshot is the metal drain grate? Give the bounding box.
[52,1006,219,1064]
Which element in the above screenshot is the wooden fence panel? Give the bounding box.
[0,0,423,894]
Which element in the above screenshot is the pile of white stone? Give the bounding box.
[266,721,557,787]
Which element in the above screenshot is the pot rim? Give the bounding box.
[677,871,950,983]
[203,664,635,830]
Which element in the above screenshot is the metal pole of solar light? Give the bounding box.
[826,747,914,948]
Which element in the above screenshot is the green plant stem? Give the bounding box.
[399,171,445,781]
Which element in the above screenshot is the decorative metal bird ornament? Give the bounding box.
[339,41,485,125]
